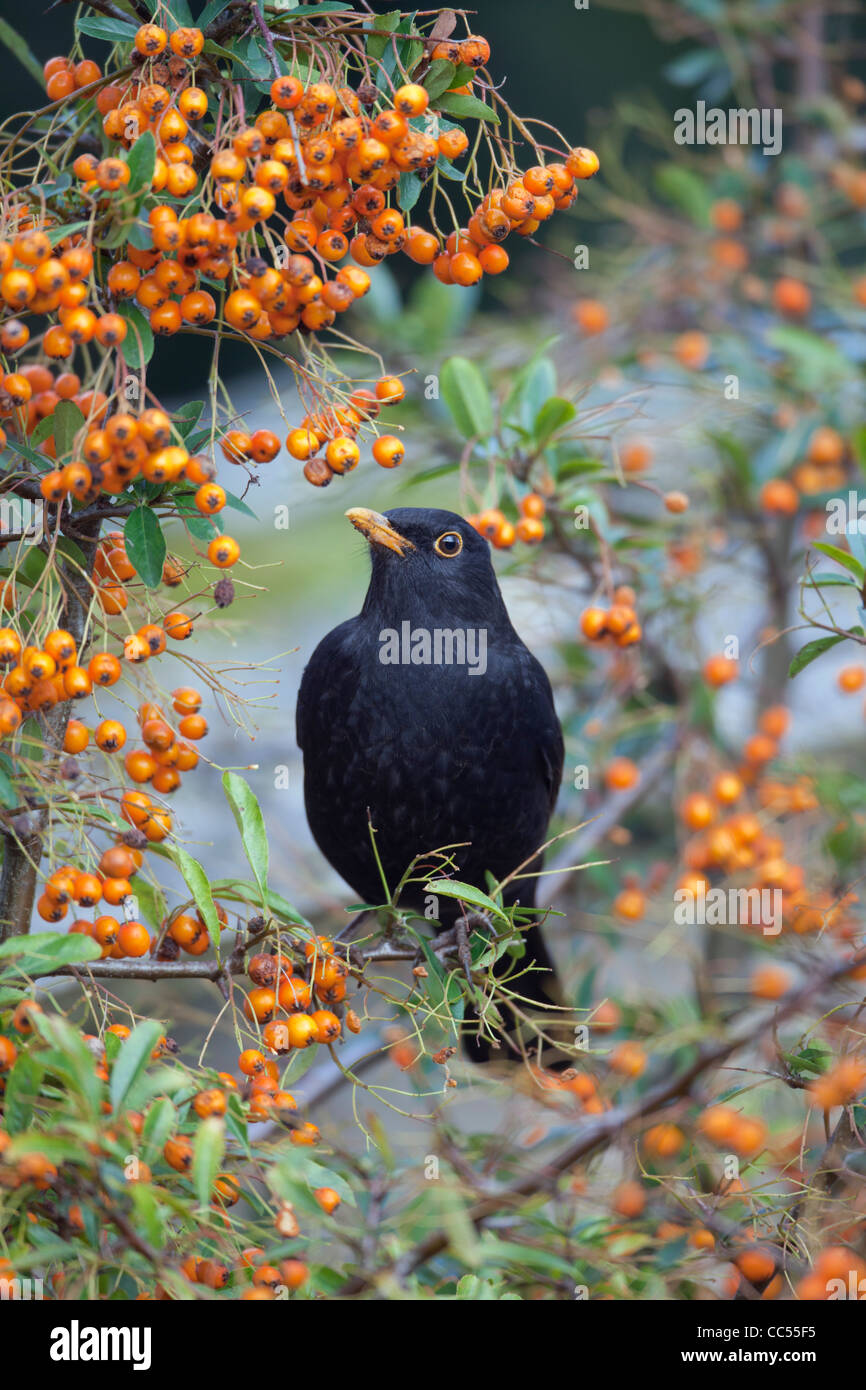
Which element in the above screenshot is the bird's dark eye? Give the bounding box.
[433,531,463,558]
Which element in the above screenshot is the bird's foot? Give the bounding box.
[433,912,490,988]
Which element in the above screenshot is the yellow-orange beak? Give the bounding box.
[345,507,414,557]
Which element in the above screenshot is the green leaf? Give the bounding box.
[207,879,309,926]
[129,874,165,931]
[47,221,89,246]
[76,14,139,43]
[277,1,353,13]
[223,491,258,519]
[109,1018,165,1113]
[140,1094,176,1164]
[415,931,464,1023]
[203,40,256,72]
[222,771,269,907]
[167,845,220,949]
[397,171,423,212]
[434,92,499,124]
[425,878,508,923]
[117,303,154,369]
[5,435,51,469]
[31,1013,103,1115]
[811,542,865,583]
[193,1116,225,1210]
[0,17,43,83]
[807,571,858,589]
[533,396,576,446]
[125,506,166,589]
[199,0,235,27]
[366,10,401,60]
[126,130,157,196]
[653,163,712,224]
[789,631,850,677]
[503,351,558,430]
[130,1183,167,1249]
[557,455,606,481]
[766,327,851,390]
[3,1052,44,1133]
[423,59,457,102]
[0,766,17,809]
[440,356,494,439]
[172,401,204,440]
[52,400,85,461]
[0,930,101,972]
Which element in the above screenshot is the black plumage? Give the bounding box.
[296,506,564,1043]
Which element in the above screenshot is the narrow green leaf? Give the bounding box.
[0,931,101,968]
[3,1052,44,1134]
[125,130,157,195]
[199,0,234,28]
[109,1018,165,1113]
[811,542,865,583]
[222,771,269,906]
[440,356,494,439]
[203,40,255,71]
[0,17,43,82]
[130,1184,167,1248]
[31,1013,103,1115]
[434,92,499,124]
[193,1116,225,1210]
[789,632,848,677]
[423,59,456,101]
[140,1094,176,1164]
[366,10,401,59]
[167,845,220,948]
[117,303,154,369]
[533,396,576,445]
[76,14,139,43]
[173,401,204,439]
[425,878,508,923]
[397,171,423,211]
[52,400,85,461]
[125,506,166,589]
[0,761,16,810]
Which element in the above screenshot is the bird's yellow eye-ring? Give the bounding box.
[434,531,463,558]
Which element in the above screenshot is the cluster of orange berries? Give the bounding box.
[0,606,202,748]
[158,901,225,961]
[242,937,360,1066]
[280,375,407,486]
[579,585,642,648]
[759,424,850,515]
[34,843,153,959]
[0,229,119,375]
[74,29,597,324]
[36,405,239,565]
[112,695,210,831]
[424,145,597,287]
[673,708,855,936]
[121,689,206,788]
[697,1103,768,1159]
[15,31,600,492]
[467,493,547,549]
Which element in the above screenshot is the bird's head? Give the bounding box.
[347,506,510,627]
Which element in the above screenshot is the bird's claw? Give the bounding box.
[433,912,490,989]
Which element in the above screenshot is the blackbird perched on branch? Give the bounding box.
[296,506,564,1058]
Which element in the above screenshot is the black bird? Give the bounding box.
[296,506,564,1054]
